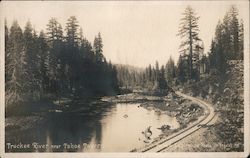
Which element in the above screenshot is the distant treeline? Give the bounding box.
[117,60,172,94]
[5,16,119,107]
[117,6,244,91]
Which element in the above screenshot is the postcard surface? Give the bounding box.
[0,1,249,158]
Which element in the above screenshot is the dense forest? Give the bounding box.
[117,5,244,94]
[5,6,244,110]
[116,61,171,95]
[5,16,119,109]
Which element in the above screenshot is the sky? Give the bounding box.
[1,1,249,68]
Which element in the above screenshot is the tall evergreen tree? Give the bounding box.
[93,32,104,63]
[228,6,240,59]
[5,19,10,83]
[213,21,228,74]
[177,55,188,83]
[80,37,95,61]
[65,16,80,48]
[46,18,64,93]
[46,18,63,43]
[238,20,244,60]
[155,60,159,81]
[178,6,202,80]
[5,21,25,106]
[148,64,153,82]
[38,31,49,94]
[65,16,81,92]
[158,65,168,93]
[23,21,36,92]
[165,56,176,85]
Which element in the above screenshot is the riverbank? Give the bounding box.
[102,93,205,124]
[5,96,111,142]
[101,92,206,152]
[5,98,66,141]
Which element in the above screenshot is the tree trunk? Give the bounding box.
[189,18,193,79]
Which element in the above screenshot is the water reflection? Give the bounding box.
[6,102,179,152]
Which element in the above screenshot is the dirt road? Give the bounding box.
[141,91,216,152]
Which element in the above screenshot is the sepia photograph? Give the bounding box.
[0,0,249,157]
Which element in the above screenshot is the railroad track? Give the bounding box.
[140,91,216,152]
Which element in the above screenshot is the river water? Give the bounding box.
[6,102,180,152]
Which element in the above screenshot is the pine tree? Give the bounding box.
[5,19,10,84]
[213,21,228,74]
[208,39,216,70]
[228,6,240,59]
[177,55,188,83]
[5,21,25,106]
[22,21,42,99]
[38,31,49,94]
[238,20,244,60]
[208,6,243,75]
[46,18,64,93]
[23,21,35,92]
[65,16,81,92]
[46,18,63,43]
[158,65,168,93]
[155,60,159,81]
[178,6,202,80]
[165,56,176,85]
[65,16,80,48]
[80,37,94,61]
[219,6,241,60]
[111,65,120,94]
[93,32,104,63]
[221,11,232,60]
[148,64,152,82]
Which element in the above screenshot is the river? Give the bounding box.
[6,102,179,152]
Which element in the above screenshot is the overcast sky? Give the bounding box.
[1,1,249,67]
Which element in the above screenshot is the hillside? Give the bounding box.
[224,60,244,108]
[166,60,244,152]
